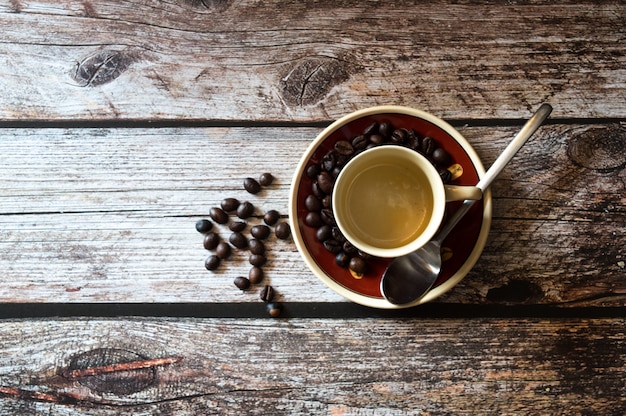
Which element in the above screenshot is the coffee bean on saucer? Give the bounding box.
[323,239,342,254]
[275,222,291,240]
[205,255,220,271]
[369,134,384,145]
[335,252,350,268]
[391,128,407,144]
[249,266,264,284]
[221,197,240,212]
[349,257,367,275]
[249,254,267,267]
[236,201,255,219]
[316,224,332,242]
[422,137,436,156]
[352,135,368,150]
[305,212,323,228]
[229,221,247,232]
[215,241,232,259]
[363,121,378,136]
[229,232,248,249]
[209,207,229,224]
[322,152,336,172]
[195,219,213,233]
[432,147,450,165]
[334,140,354,156]
[378,121,392,138]
[234,276,251,290]
[439,169,452,184]
[306,164,321,179]
[203,232,221,250]
[248,238,265,255]
[317,171,333,194]
[251,224,271,240]
[258,172,274,186]
[343,240,358,256]
[320,209,335,226]
[244,177,262,194]
[263,209,280,226]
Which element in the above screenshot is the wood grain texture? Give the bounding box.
[1,124,624,305]
[0,318,624,415]
[0,1,624,121]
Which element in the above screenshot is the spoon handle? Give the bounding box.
[433,103,553,245]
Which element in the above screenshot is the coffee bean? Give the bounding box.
[317,171,333,194]
[258,172,274,186]
[323,239,342,254]
[215,241,232,259]
[320,208,335,226]
[391,128,407,144]
[432,147,450,165]
[422,137,436,156]
[311,181,325,198]
[379,121,392,138]
[229,221,247,232]
[275,222,291,240]
[234,276,251,290]
[334,140,354,156]
[331,227,346,243]
[322,152,336,172]
[249,266,264,284]
[236,201,255,219]
[260,285,275,302]
[349,257,367,274]
[251,224,271,240]
[229,232,248,249]
[204,255,220,271]
[343,240,358,256]
[331,166,342,179]
[322,195,332,208]
[352,135,368,150]
[267,302,282,318]
[203,232,221,250]
[335,252,350,268]
[248,239,266,255]
[209,207,229,224]
[263,210,280,226]
[244,177,262,194]
[304,212,323,228]
[316,224,332,242]
[406,129,421,150]
[249,254,267,267]
[439,169,452,183]
[306,164,321,179]
[195,219,213,233]
[369,134,384,145]
[363,121,379,136]
[220,197,240,212]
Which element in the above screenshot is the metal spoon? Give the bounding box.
[381,103,553,305]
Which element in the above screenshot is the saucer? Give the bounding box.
[289,106,492,309]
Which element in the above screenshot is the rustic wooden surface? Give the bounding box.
[1,1,625,414]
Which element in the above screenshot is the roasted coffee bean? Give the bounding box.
[215,241,232,259]
[422,137,436,156]
[349,257,367,275]
[363,121,379,136]
[334,140,354,156]
[358,250,374,260]
[322,195,332,208]
[323,239,342,254]
[244,177,262,194]
[304,211,323,228]
[406,129,421,150]
[331,166,342,179]
[195,219,213,233]
[258,172,274,186]
[305,195,322,212]
[234,276,251,290]
[379,121,392,138]
[331,227,346,243]
[236,201,255,219]
[204,255,220,271]
[320,208,335,225]
[334,153,348,167]
[317,171,334,194]
[249,266,264,284]
[249,254,267,267]
[248,238,266,255]
[306,164,321,179]
[311,181,325,198]
[203,232,221,250]
[275,222,291,240]
[251,224,271,240]
[267,302,282,318]
[439,169,452,183]
[209,207,229,224]
[316,224,332,242]
[369,133,384,145]
[260,285,275,302]
[221,197,240,212]
[229,221,247,232]
[343,240,358,256]
[391,128,407,144]
[335,252,350,268]
[352,135,368,150]
[432,147,450,165]
[263,209,280,226]
[229,232,248,249]
[321,152,336,172]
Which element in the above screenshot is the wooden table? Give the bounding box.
[1,1,624,414]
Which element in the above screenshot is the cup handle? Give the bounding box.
[443,185,482,202]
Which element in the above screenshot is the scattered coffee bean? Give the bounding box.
[249,254,267,267]
[236,201,255,219]
[263,209,280,226]
[260,285,275,302]
[244,177,262,194]
[209,207,229,224]
[267,302,282,318]
[221,197,240,212]
[251,224,271,240]
[432,147,450,165]
[275,222,291,240]
[229,232,248,249]
[229,221,247,232]
[349,257,367,275]
[215,241,232,259]
[204,255,220,271]
[203,232,221,250]
[248,238,266,255]
[249,266,264,284]
[258,172,274,187]
[234,276,251,290]
[195,219,213,233]
[335,252,350,268]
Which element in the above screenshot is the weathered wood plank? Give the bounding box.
[0,124,624,305]
[0,318,624,415]
[0,1,624,121]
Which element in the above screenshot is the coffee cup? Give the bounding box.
[332,145,481,258]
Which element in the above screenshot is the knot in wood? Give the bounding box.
[279,57,349,107]
[72,49,139,87]
[567,124,626,172]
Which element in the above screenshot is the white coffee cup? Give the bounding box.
[332,145,481,258]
